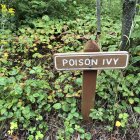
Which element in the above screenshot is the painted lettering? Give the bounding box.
[69,59,75,66]
[103,59,105,65]
[62,57,120,67]
[79,59,84,66]
[113,58,119,65]
[75,59,77,66]
[106,58,112,65]
[85,59,91,65]
[63,59,68,66]
[91,59,98,65]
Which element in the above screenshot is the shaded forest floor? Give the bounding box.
[0,2,140,140]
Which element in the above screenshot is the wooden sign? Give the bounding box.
[54,51,129,70]
[54,40,129,122]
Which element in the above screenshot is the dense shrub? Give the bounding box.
[0,0,140,139]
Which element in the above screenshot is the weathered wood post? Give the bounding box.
[81,40,100,121]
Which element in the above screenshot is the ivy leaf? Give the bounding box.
[42,15,50,21]
[32,53,43,58]
[62,103,70,112]
[75,78,82,86]
[53,103,61,110]
[134,107,140,114]
[0,77,7,85]
[9,68,19,75]
[14,84,23,95]
[29,70,36,74]
[129,98,134,104]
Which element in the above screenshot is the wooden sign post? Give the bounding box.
[82,41,100,121]
[54,40,129,121]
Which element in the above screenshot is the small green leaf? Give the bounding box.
[1,108,7,115]
[73,112,79,117]
[69,128,74,133]
[75,78,82,86]
[14,84,23,94]
[0,77,7,85]
[62,103,70,112]
[53,103,61,110]
[134,107,140,114]
[129,98,134,104]
[9,68,19,75]
[134,98,140,103]
[29,70,36,74]
[42,15,50,21]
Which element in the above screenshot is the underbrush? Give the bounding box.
[0,1,140,140]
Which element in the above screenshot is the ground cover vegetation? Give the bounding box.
[0,0,140,139]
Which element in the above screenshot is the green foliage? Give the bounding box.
[3,0,88,21]
[0,76,50,138]
[131,15,140,40]
[101,0,122,19]
[0,4,15,49]
[0,4,15,30]
[0,0,140,139]
[118,113,129,127]
[90,108,104,121]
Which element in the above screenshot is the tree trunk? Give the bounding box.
[121,0,136,50]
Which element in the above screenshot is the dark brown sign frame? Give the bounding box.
[54,51,129,71]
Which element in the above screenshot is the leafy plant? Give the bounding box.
[0,0,140,139]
